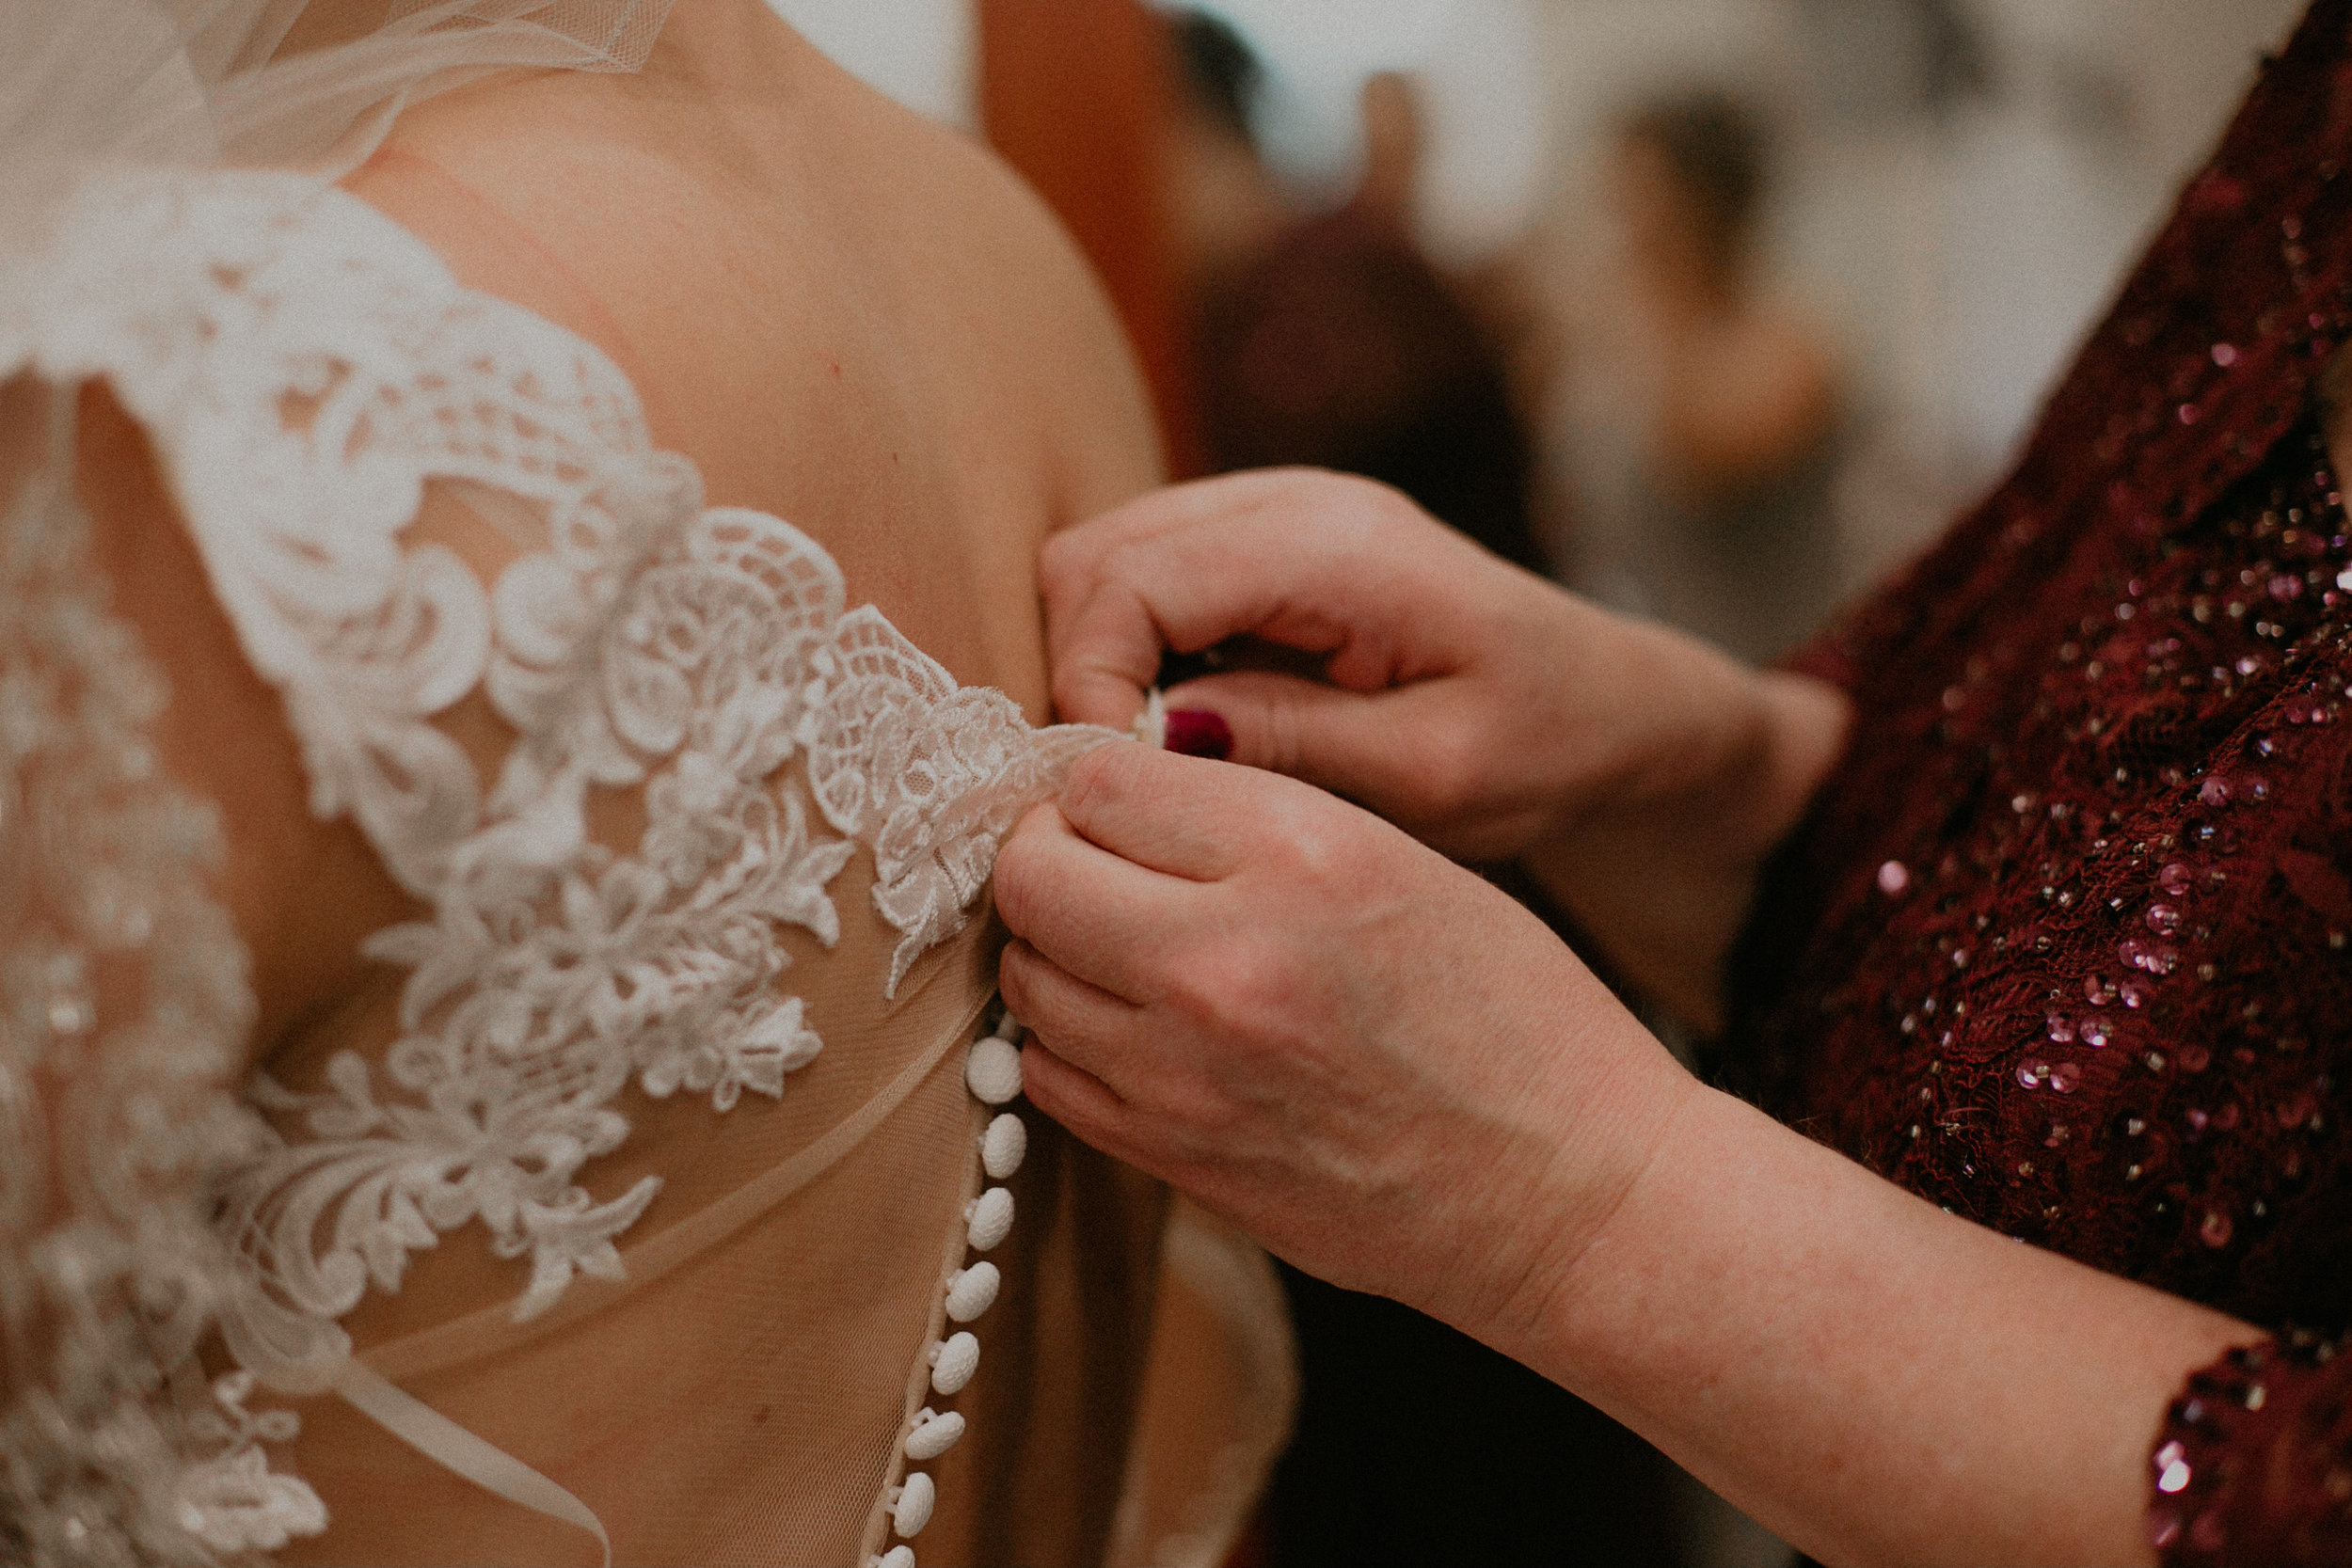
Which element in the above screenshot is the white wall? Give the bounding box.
[763,0,977,129]
[1154,0,1551,263]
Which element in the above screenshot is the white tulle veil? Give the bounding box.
[0,0,673,265]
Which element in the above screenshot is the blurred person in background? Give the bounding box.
[1168,12,1545,573]
[1163,8,1289,308]
[1549,90,1847,664]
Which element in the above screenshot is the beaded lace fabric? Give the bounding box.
[0,6,1300,1565]
[1730,4,2352,1561]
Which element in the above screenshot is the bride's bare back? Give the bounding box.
[66,3,1171,1562]
[353,0,1161,712]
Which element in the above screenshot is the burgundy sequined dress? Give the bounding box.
[1729,5,2352,1562]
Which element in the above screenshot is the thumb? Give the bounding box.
[1162,670,1437,813]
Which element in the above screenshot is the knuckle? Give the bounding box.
[1285,820,1342,885]
[1184,936,1297,1038]
[1263,467,1376,538]
[989,820,1052,931]
[1037,525,1086,583]
[1331,471,1420,537]
[1041,519,1120,593]
[1403,727,1484,822]
[1059,742,1126,825]
[1093,536,1154,596]
[1325,481,1390,553]
[1275,800,1373,894]
[1158,1114,1232,1182]
[1166,939,1239,1024]
[995,942,1039,1014]
[1258,687,1307,776]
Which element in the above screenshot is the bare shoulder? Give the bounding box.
[342,12,1160,711]
[881,105,1166,517]
[343,28,1159,530]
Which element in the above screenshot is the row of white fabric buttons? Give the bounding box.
[871,1010,1031,1568]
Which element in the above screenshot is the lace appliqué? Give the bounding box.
[11,166,1115,1442]
[0,387,326,1563]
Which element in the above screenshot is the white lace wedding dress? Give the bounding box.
[0,5,1292,1564]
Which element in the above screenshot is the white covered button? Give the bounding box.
[965,1187,1014,1251]
[930,1332,979,1395]
[905,1408,966,1462]
[980,1113,1026,1180]
[892,1473,936,1537]
[965,1037,1023,1104]
[872,1550,914,1568]
[945,1261,1000,1323]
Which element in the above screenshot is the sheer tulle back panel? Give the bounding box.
[2,162,1146,1565]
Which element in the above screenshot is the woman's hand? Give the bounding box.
[999,740,2252,1568]
[994,740,1695,1336]
[1040,467,1851,1026]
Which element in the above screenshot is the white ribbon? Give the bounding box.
[334,1361,612,1568]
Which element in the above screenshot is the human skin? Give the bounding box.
[1041,467,1842,1027]
[999,467,2260,1567]
[55,1,1162,1560]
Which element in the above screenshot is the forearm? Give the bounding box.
[1473,1076,2255,1568]
[1523,657,1850,1029]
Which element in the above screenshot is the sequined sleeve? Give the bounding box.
[2150,1336,2352,1566]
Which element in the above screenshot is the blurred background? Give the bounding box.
[766,0,2309,1562]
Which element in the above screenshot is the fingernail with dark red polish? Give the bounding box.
[1163,709,1233,760]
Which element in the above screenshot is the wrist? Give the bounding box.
[1521,632,1849,1024]
[1566,624,1846,850]
[1471,1078,1796,1415]
[1419,983,1702,1354]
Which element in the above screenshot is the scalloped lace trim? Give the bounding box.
[2,166,1116,1558]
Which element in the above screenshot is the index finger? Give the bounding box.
[1041,470,1392,728]
[1055,740,1265,880]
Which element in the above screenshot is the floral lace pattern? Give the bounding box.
[2,167,1115,1557]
